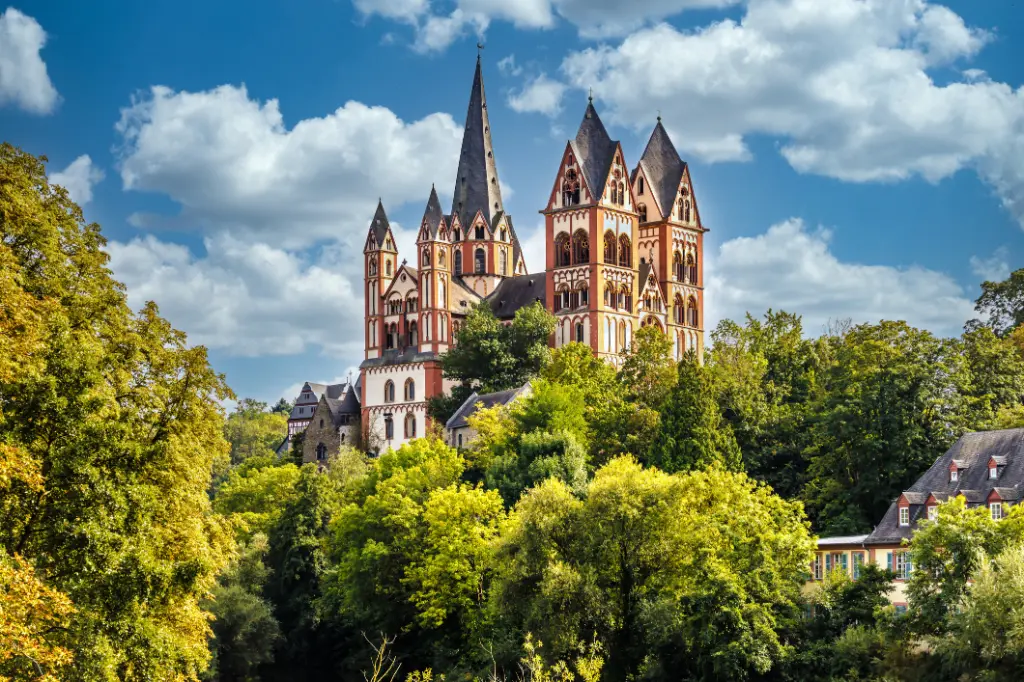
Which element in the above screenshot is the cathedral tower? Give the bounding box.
[632,118,705,360]
[363,200,398,362]
[415,185,453,354]
[449,54,524,297]
[542,98,639,364]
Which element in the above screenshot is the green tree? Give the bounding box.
[802,321,971,534]
[0,143,231,680]
[213,460,301,539]
[649,352,741,474]
[492,457,814,682]
[224,399,288,465]
[969,268,1024,337]
[271,398,293,414]
[962,326,1024,426]
[616,325,677,411]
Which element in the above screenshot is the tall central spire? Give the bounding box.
[451,55,503,227]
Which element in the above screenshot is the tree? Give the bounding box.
[271,398,293,414]
[213,460,302,539]
[491,457,814,682]
[961,326,1024,426]
[439,302,556,409]
[648,352,741,474]
[802,321,971,534]
[969,268,1024,337]
[224,399,288,465]
[1,143,231,680]
[616,325,676,411]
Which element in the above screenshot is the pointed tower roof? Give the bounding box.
[571,99,618,199]
[637,120,687,218]
[451,55,503,227]
[421,185,445,238]
[368,200,392,245]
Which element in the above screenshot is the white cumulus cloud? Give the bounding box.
[705,218,976,338]
[969,246,1011,283]
[0,7,59,113]
[560,0,1024,229]
[50,155,104,205]
[508,73,567,116]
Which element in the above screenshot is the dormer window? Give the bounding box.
[899,506,910,527]
[991,502,1004,521]
[927,505,938,521]
[950,468,958,482]
[990,466,999,480]
[475,225,485,240]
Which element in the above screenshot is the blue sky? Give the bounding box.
[2,0,1022,405]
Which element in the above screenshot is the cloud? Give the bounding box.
[107,233,366,357]
[49,155,104,205]
[497,54,523,76]
[114,84,462,249]
[508,73,567,117]
[969,246,1011,283]
[0,8,59,114]
[560,0,1024,229]
[706,218,975,338]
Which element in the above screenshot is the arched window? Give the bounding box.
[369,260,377,276]
[605,283,615,308]
[674,294,685,325]
[674,251,684,281]
[458,433,463,447]
[439,280,446,307]
[406,297,418,313]
[605,317,613,352]
[422,248,430,266]
[407,321,418,347]
[500,228,507,241]
[405,413,416,438]
[638,177,645,194]
[557,287,570,311]
[603,231,616,264]
[618,234,631,268]
[555,233,571,267]
[575,321,585,343]
[386,260,392,275]
[404,378,415,401]
[685,200,691,222]
[474,248,486,273]
[687,297,699,327]
[316,443,327,461]
[500,249,507,275]
[638,204,647,223]
[439,250,446,267]
[475,224,485,240]
[384,380,395,403]
[385,415,394,440]
[454,250,463,275]
[686,252,697,284]
[562,169,580,206]
[577,283,589,307]
[618,320,627,351]
[572,229,589,264]
[319,418,324,428]
[618,182,625,205]
[453,227,461,242]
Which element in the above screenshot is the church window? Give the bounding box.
[405,413,417,438]
[674,251,684,281]
[575,321,585,343]
[475,224,485,240]
[618,235,631,268]
[319,419,323,428]
[562,169,580,206]
[439,250,446,267]
[475,248,486,274]
[454,250,463,275]
[422,249,430,266]
[605,283,615,309]
[384,381,395,403]
[500,249,507,275]
[572,229,589,264]
[638,177,644,194]
[555,233,571,267]
[674,294,684,325]
[316,443,327,461]
[386,260,392,275]
[385,415,394,440]
[687,297,699,327]
[407,321,418,347]
[439,280,446,306]
[404,378,415,401]
[687,252,697,284]
[500,228,507,241]
[369,260,377,276]
[618,320,627,352]
[618,182,625,206]
[603,232,616,265]
[638,204,647,223]
[454,227,461,241]
[578,284,589,307]
[558,288,570,311]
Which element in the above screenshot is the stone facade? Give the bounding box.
[300,392,360,465]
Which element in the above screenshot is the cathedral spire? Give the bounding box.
[451,54,503,227]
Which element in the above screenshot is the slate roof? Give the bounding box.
[360,349,439,370]
[818,535,870,546]
[421,185,445,238]
[866,428,1024,545]
[367,201,392,248]
[637,120,686,219]
[289,381,349,420]
[323,389,360,425]
[451,56,504,228]
[570,101,617,201]
[446,383,532,430]
[485,276,546,320]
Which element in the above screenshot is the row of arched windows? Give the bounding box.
[562,168,581,206]
[608,168,626,206]
[387,297,420,315]
[383,378,417,403]
[452,248,489,276]
[672,251,699,284]
[556,283,590,311]
[603,283,633,313]
[382,412,418,440]
[384,321,419,350]
[604,318,633,353]
[602,232,632,267]
[672,295,700,328]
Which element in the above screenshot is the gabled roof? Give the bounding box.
[637,120,687,219]
[446,383,532,430]
[421,185,445,239]
[570,101,617,201]
[381,263,420,300]
[289,382,351,420]
[451,56,504,228]
[485,276,546,320]
[866,428,1024,545]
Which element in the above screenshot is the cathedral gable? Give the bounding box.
[547,143,593,211]
[381,264,420,301]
